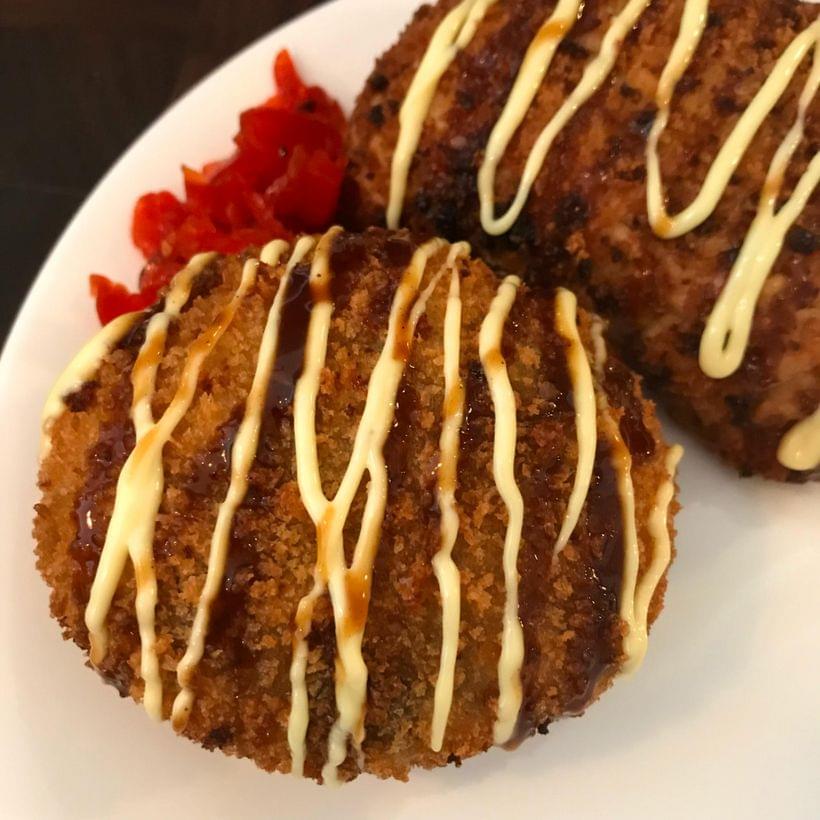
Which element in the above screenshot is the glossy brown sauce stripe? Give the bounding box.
[564,441,624,714]
[263,262,315,413]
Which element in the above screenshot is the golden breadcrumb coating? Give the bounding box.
[35,229,677,782]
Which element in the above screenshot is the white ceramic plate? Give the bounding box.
[1,1,818,817]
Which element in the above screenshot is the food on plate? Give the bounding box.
[343,0,820,481]
[90,50,346,325]
[35,228,680,782]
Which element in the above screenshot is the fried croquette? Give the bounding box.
[343,0,820,481]
[35,228,679,782]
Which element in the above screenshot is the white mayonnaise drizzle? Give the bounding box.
[646,9,820,460]
[40,310,141,460]
[287,232,447,782]
[589,317,608,380]
[478,0,653,234]
[647,13,819,239]
[170,238,302,731]
[430,242,469,752]
[479,275,525,746]
[627,444,683,673]
[700,36,820,379]
[778,408,820,471]
[477,0,580,233]
[85,252,252,720]
[386,0,497,229]
[589,330,642,675]
[606,428,642,673]
[393,0,656,235]
[552,288,597,557]
[322,238,447,783]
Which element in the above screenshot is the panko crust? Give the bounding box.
[35,229,677,782]
[343,0,820,481]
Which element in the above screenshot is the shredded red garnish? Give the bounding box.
[90,51,346,325]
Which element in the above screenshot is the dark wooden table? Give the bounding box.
[0,0,326,343]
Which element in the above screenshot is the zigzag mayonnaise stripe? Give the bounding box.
[393,0,655,236]
[129,253,217,435]
[647,12,819,239]
[387,0,497,229]
[605,422,641,675]
[590,331,673,675]
[171,238,305,731]
[287,228,342,778]
[430,242,469,752]
[85,252,216,705]
[552,288,596,557]
[628,444,683,671]
[699,32,820,379]
[85,252,254,720]
[40,252,216,461]
[477,0,580,234]
[286,233,447,782]
[322,238,446,784]
[477,0,651,234]
[645,9,820,459]
[480,275,525,746]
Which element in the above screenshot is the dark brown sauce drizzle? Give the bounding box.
[503,710,551,750]
[63,380,100,413]
[342,569,371,639]
[197,531,258,702]
[329,232,368,277]
[602,358,655,461]
[209,256,327,645]
[179,262,222,313]
[115,302,165,353]
[207,533,258,647]
[386,380,419,483]
[392,297,414,362]
[185,409,242,496]
[116,257,222,354]
[377,234,414,269]
[327,230,370,318]
[70,418,136,600]
[512,299,577,743]
[460,360,494,451]
[264,262,315,414]
[99,664,133,697]
[564,440,624,715]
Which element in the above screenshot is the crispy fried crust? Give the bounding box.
[35,229,676,781]
[343,0,820,481]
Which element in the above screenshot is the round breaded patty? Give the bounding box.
[343,0,819,481]
[35,228,678,782]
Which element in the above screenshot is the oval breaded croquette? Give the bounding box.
[343,0,820,481]
[35,228,680,783]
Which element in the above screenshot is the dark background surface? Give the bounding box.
[0,0,326,344]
